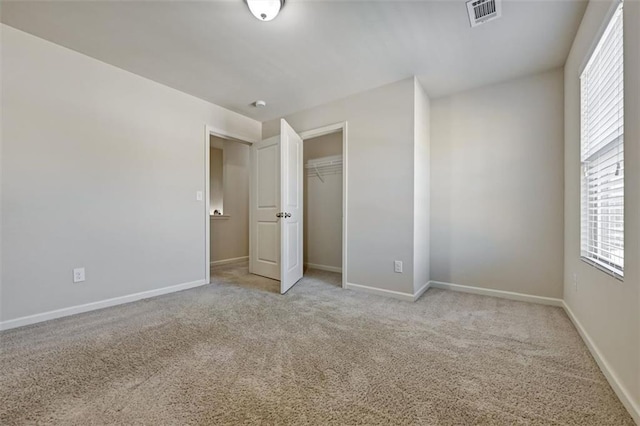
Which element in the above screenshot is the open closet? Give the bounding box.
[303,131,343,275]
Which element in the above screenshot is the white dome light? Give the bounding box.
[246,0,284,22]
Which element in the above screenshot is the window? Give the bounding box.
[580,1,624,278]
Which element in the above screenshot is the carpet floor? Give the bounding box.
[0,262,633,425]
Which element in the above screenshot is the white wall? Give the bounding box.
[0,25,261,323]
[413,79,430,293]
[304,132,343,271]
[263,78,417,296]
[564,0,640,420]
[430,68,565,299]
[210,139,250,263]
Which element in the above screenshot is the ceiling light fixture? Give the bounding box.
[246,0,284,22]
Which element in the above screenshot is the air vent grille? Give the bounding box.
[467,0,502,27]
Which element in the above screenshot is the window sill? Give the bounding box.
[580,256,624,282]
[210,215,230,220]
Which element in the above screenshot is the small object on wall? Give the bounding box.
[73,267,86,283]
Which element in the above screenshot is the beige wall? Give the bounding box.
[430,68,565,299]
[209,147,223,214]
[304,133,342,162]
[209,139,250,263]
[304,132,343,270]
[264,78,418,296]
[564,0,640,419]
[0,25,261,323]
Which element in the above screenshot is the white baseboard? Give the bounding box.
[563,302,640,424]
[305,263,342,273]
[413,281,431,302]
[428,281,564,307]
[0,279,208,331]
[210,256,248,267]
[344,282,415,302]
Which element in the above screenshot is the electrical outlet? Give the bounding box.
[394,260,403,273]
[73,267,85,283]
[573,273,578,291]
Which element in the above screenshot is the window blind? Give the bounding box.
[580,2,624,278]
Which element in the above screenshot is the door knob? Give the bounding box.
[276,212,292,218]
[276,212,284,218]
[284,213,291,218]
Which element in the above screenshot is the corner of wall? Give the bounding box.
[413,78,431,294]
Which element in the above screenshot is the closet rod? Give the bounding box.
[313,165,325,183]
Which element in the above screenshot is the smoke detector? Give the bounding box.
[466,0,502,27]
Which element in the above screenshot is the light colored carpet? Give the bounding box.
[0,262,633,425]
[209,260,288,294]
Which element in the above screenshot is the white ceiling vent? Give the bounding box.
[466,0,502,27]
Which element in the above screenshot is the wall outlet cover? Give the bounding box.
[73,267,86,283]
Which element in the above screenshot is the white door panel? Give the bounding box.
[280,119,304,293]
[249,119,304,293]
[250,136,280,280]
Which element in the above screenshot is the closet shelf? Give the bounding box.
[305,155,343,169]
[306,155,343,182]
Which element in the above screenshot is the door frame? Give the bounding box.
[204,125,257,284]
[204,122,348,289]
[298,122,348,289]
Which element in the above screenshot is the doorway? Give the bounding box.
[300,123,348,289]
[208,135,251,268]
[205,122,348,292]
[303,130,344,287]
[204,126,256,285]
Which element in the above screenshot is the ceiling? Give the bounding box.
[1,0,587,122]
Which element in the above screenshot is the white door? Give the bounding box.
[250,134,280,281]
[279,119,304,293]
[250,119,304,294]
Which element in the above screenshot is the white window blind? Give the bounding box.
[580,1,624,278]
